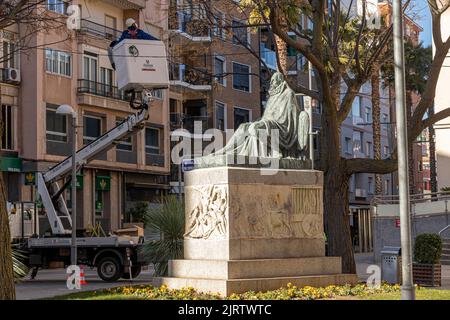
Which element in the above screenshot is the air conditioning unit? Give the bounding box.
[5,68,20,83]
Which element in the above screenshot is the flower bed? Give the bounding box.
[84,283,402,300]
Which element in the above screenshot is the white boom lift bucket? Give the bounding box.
[112,39,169,92]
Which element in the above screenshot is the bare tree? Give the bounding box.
[0,0,69,300]
[195,0,450,274]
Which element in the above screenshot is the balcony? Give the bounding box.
[77,79,129,101]
[169,9,211,42]
[170,113,210,138]
[101,0,145,9]
[169,64,212,91]
[79,19,122,41]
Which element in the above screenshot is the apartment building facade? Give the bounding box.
[434,8,450,191]
[167,0,262,190]
[1,0,171,235]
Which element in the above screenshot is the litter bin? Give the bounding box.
[381,246,402,284]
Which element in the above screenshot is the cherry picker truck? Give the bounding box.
[24,39,169,282]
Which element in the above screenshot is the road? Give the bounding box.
[15,266,154,300]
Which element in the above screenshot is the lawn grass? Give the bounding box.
[363,288,450,300]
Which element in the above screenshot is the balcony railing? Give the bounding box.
[79,19,122,41]
[169,9,211,38]
[170,63,212,89]
[77,79,130,101]
[183,115,209,134]
[170,113,209,134]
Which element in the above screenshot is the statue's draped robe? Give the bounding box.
[213,80,301,158]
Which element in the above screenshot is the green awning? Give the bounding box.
[0,157,22,172]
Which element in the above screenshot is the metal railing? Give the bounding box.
[170,113,209,133]
[169,63,212,87]
[371,191,450,206]
[439,224,450,237]
[79,19,122,41]
[77,79,129,101]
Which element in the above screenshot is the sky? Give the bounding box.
[412,0,432,46]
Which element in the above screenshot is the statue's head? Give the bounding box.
[270,72,284,87]
[268,72,285,96]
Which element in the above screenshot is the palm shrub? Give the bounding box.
[12,245,29,281]
[141,196,184,276]
[414,233,443,264]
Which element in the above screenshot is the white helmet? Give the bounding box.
[126,18,137,28]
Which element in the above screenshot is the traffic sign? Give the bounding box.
[182,159,195,173]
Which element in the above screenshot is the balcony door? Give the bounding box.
[83,53,98,92]
[100,67,113,97]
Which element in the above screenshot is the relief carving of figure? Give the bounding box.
[185,185,228,239]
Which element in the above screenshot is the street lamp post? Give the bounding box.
[57,104,78,266]
[392,0,415,300]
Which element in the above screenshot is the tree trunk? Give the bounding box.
[406,91,416,195]
[320,85,356,274]
[428,106,438,194]
[275,34,288,74]
[371,69,382,195]
[323,162,356,274]
[0,173,15,300]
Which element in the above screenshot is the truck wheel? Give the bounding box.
[122,265,142,279]
[97,256,122,282]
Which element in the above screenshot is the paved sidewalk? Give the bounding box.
[15,267,154,300]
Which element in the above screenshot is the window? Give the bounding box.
[116,119,132,151]
[47,0,69,15]
[366,141,372,158]
[352,97,362,117]
[83,116,102,145]
[1,105,13,150]
[287,34,297,57]
[45,49,72,76]
[152,89,164,100]
[232,19,249,46]
[145,128,160,155]
[384,179,390,195]
[214,56,226,86]
[105,15,117,40]
[232,62,250,92]
[368,177,374,194]
[3,42,17,68]
[234,107,250,130]
[365,107,371,123]
[344,137,352,154]
[46,105,67,142]
[83,53,98,82]
[384,145,389,157]
[100,67,113,95]
[215,101,226,131]
[213,13,225,39]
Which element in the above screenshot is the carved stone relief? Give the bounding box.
[184,185,228,239]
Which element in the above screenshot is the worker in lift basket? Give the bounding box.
[109,18,158,69]
[118,18,158,42]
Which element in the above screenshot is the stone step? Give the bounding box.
[441,260,450,266]
[168,257,342,280]
[155,274,358,296]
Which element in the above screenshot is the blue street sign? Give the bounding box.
[182,159,195,173]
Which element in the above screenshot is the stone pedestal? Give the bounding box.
[156,167,357,296]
